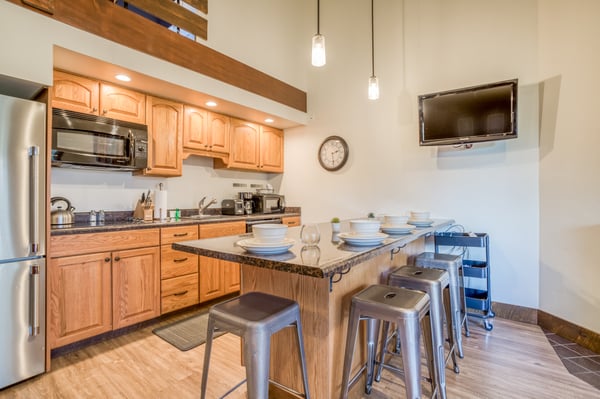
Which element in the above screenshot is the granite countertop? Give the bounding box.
[173,219,454,279]
[50,211,301,236]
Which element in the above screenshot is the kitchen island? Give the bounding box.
[173,219,454,398]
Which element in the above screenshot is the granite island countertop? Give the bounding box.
[173,219,454,279]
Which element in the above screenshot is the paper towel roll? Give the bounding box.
[154,190,168,220]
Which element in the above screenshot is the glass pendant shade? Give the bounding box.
[312,34,326,67]
[368,76,379,100]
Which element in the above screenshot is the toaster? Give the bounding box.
[221,199,245,215]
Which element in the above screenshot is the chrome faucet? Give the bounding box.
[198,196,217,215]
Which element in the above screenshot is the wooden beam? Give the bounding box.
[10,0,307,112]
[183,0,207,15]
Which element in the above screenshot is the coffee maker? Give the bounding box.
[238,192,254,214]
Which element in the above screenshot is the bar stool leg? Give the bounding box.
[427,289,447,399]
[340,304,360,399]
[294,319,311,399]
[364,317,380,394]
[244,330,271,399]
[398,318,422,399]
[421,315,436,396]
[200,316,215,399]
[374,320,390,382]
[443,288,460,373]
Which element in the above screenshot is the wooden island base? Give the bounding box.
[241,238,425,398]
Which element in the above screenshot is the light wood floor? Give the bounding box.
[2,315,599,398]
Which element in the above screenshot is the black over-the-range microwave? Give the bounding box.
[51,108,148,171]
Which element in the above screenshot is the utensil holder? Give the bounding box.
[133,200,154,221]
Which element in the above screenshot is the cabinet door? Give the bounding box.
[223,261,241,294]
[208,111,230,155]
[48,252,112,348]
[112,246,160,329]
[282,216,301,227]
[228,118,260,170]
[99,83,146,124]
[183,105,208,151]
[260,126,284,172]
[143,96,183,176]
[52,71,100,115]
[161,273,199,314]
[199,256,225,302]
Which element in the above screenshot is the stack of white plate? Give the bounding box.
[380,214,416,235]
[237,224,295,254]
[339,219,388,246]
[407,211,434,227]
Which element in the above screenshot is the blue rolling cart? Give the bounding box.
[434,232,494,331]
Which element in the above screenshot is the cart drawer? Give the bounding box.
[463,260,488,278]
[465,288,490,311]
[435,232,487,247]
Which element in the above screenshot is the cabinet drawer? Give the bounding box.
[50,228,160,258]
[161,246,198,279]
[199,221,246,238]
[161,225,198,245]
[161,273,199,314]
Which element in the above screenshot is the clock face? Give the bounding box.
[318,136,349,171]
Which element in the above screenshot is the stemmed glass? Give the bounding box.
[300,224,321,246]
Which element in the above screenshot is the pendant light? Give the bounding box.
[368,0,379,100]
[312,0,326,67]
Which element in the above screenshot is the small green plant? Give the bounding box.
[331,217,340,223]
[367,212,375,218]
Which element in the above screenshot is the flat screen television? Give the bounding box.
[418,79,518,146]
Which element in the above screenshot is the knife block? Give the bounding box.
[134,200,154,221]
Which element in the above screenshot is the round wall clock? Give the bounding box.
[318,135,349,171]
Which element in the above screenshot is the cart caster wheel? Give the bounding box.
[490,311,496,318]
[484,321,494,331]
[454,365,460,374]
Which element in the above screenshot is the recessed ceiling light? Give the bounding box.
[205,101,217,107]
[115,74,131,82]
[264,118,274,123]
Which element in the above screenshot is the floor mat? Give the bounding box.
[152,312,225,351]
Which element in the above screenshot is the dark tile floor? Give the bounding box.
[544,330,600,390]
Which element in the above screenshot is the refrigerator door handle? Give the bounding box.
[29,146,40,255]
[30,264,40,336]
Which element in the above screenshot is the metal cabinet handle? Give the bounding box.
[114,256,121,261]
[173,290,188,297]
[174,233,189,237]
[173,257,188,263]
[104,257,111,263]
[92,107,98,112]
[30,264,40,336]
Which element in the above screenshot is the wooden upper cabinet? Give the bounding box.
[52,71,145,124]
[214,118,283,172]
[52,70,100,115]
[207,111,231,155]
[141,96,183,177]
[183,106,231,160]
[99,83,146,124]
[260,126,284,172]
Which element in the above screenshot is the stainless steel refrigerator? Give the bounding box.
[0,93,46,389]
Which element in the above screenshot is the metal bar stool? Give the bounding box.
[414,252,470,358]
[200,291,310,399]
[377,266,459,399]
[340,284,433,399]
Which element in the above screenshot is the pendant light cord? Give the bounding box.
[317,0,321,35]
[371,0,375,77]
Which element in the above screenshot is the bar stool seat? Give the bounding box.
[414,252,470,358]
[200,291,310,399]
[378,266,459,399]
[340,284,434,399]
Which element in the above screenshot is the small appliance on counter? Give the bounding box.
[221,199,245,215]
[50,196,75,226]
[252,193,285,214]
[238,192,254,215]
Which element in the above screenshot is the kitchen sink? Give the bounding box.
[181,214,227,220]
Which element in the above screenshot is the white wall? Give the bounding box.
[538,1,600,333]
[282,0,540,309]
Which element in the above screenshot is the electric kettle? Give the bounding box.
[50,196,75,226]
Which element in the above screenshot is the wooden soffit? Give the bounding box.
[11,0,307,113]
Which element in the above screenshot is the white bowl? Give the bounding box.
[349,219,381,236]
[252,223,288,243]
[410,211,430,221]
[384,215,408,226]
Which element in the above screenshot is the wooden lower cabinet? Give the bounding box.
[49,229,160,349]
[282,216,301,227]
[48,252,112,349]
[198,221,245,302]
[160,225,199,314]
[112,246,161,329]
